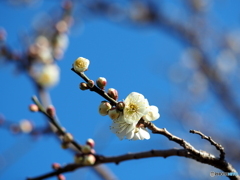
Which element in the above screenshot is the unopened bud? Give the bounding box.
[91,149,96,154]
[108,108,120,120]
[87,80,94,88]
[116,102,125,111]
[29,104,39,112]
[61,142,69,149]
[46,105,55,117]
[63,133,73,143]
[107,88,118,100]
[19,120,33,133]
[57,174,66,180]
[96,77,107,89]
[82,145,91,153]
[86,138,95,148]
[52,163,61,170]
[99,101,112,116]
[79,82,89,90]
[74,154,83,164]
[83,154,96,165]
[73,57,90,73]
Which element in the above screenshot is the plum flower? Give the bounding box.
[73,57,90,73]
[110,92,161,140]
[123,92,149,125]
[142,105,160,121]
[30,63,60,87]
[110,113,150,140]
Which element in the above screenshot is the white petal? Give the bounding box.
[143,105,160,121]
[138,128,150,140]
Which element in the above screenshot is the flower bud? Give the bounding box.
[107,88,118,100]
[74,155,83,164]
[96,77,107,89]
[19,119,33,133]
[86,138,95,148]
[91,149,96,154]
[98,101,112,116]
[82,145,91,153]
[83,154,96,165]
[29,104,39,112]
[46,105,56,117]
[79,82,89,90]
[63,133,73,143]
[73,57,90,73]
[87,80,94,88]
[108,108,120,120]
[61,142,69,149]
[52,163,61,170]
[57,174,66,180]
[116,102,125,111]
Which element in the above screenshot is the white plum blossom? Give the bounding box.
[30,63,60,87]
[142,105,160,121]
[73,57,90,73]
[123,92,149,125]
[132,127,150,140]
[110,92,160,140]
[110,114,136,140]
[110,113,151,140]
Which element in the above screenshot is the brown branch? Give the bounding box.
[190,129,225,160]
[26,148,190,180]
[138,119,238,179]
[31,96,83,152]
[71,68,118,106]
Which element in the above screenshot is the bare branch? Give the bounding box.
[190,129,225,160]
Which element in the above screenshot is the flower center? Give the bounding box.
[128,103,138,113]
[76,61,85,68]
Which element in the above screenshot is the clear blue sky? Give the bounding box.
[0,1,239,180]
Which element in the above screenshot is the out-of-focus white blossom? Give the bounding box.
[142,106,160,121]
[73,57,90,73]
[31,63,60,87]
[123,92,149,125]
[19,119,33,133]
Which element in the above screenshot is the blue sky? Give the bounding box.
[0,1,240,180]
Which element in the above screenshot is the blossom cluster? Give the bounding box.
[110,92,160,140]
[73,57,160,140]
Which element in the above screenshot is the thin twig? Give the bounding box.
[71,68,118,106]
[189,129,225,160]
[32,96,83,152]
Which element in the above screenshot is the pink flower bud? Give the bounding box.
[107,88,118,100]
[79,82,89,90]
[87,80,95,88]
[96,77,107,89]
[86,138,95,148]
[57,174,66,180]
[46,105,56,117]
[98,101,112,116]
[52,163,61,170]
[29,104,39,112]
[83,154,96,165]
